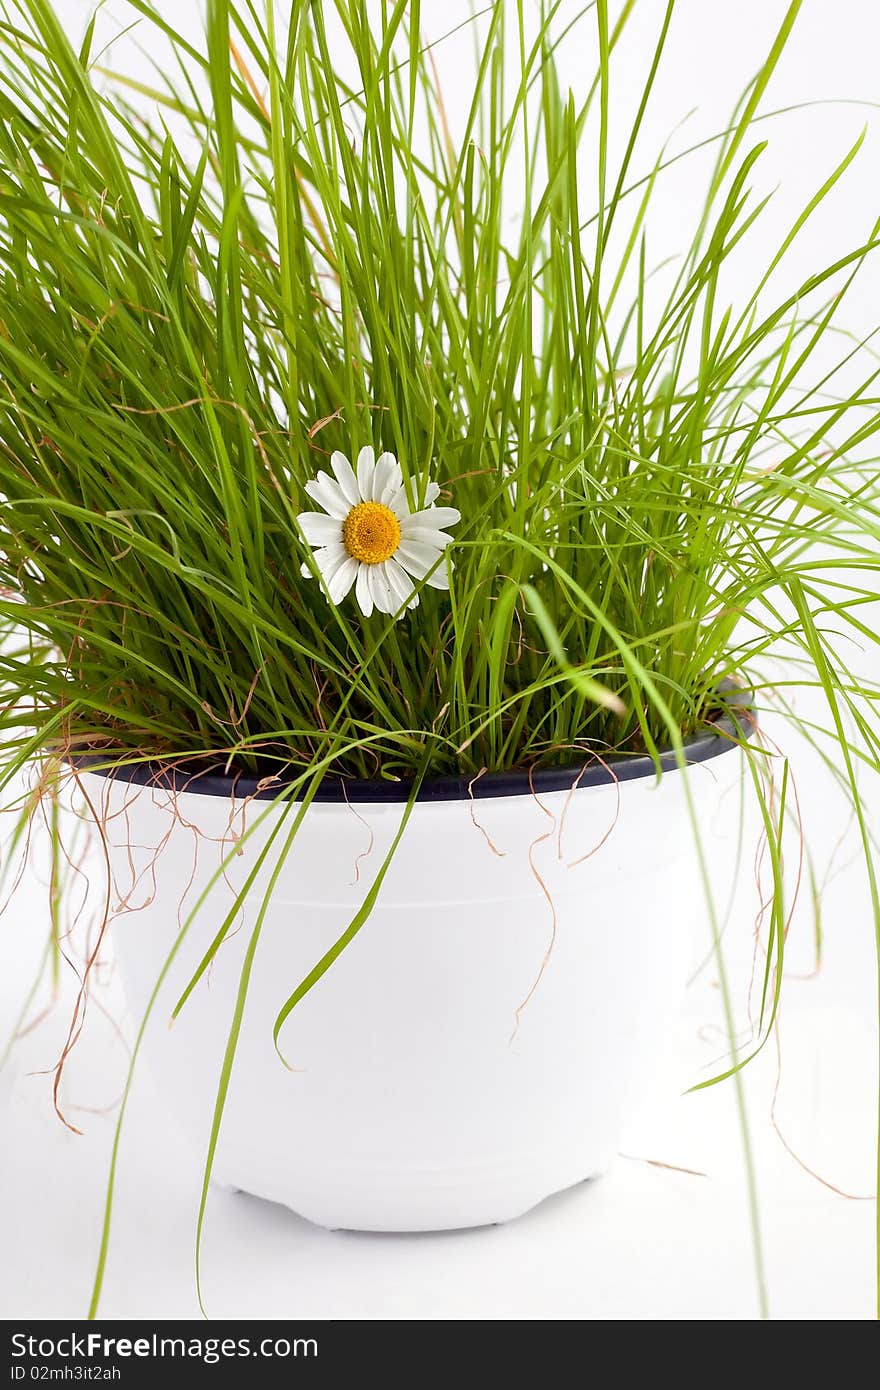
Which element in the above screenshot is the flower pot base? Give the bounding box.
[211,1155,610,1233]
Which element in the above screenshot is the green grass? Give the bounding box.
[2,0,877,785]
[2,0,880,1319]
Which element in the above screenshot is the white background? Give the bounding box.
[2,0,880,1321]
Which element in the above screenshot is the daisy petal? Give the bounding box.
[309,541,346,580]
[306,543,346,597]
[356,445,375,500]
[305,473,350,519]
[385,485,409,518]
[385,556,416,609]
[398,525,454,549]
[425,561,451,590]
[381,464,404,506]
[423,481,440,505]
[311,541,347,566]
[355,564,374,618]
[395,539,441,578]
[407,506,460,529]
[372,451,401,503]
[326,555,358,603]
[330,451,359,506]
[362,564,389,614]
[297,511,342,546]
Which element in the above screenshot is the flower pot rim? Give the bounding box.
[73,683,749,805]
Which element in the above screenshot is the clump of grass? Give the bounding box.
[0,0,875,786]
[2,0,880,1318]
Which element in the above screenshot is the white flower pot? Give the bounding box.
[1,790,50,1111]
[1,925,44,1111]
[80,723,742,1232]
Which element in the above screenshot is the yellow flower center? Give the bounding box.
[341,501,401,565]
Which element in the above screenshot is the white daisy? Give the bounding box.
[297,447,460,618]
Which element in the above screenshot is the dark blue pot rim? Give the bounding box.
[73,685,749,804]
